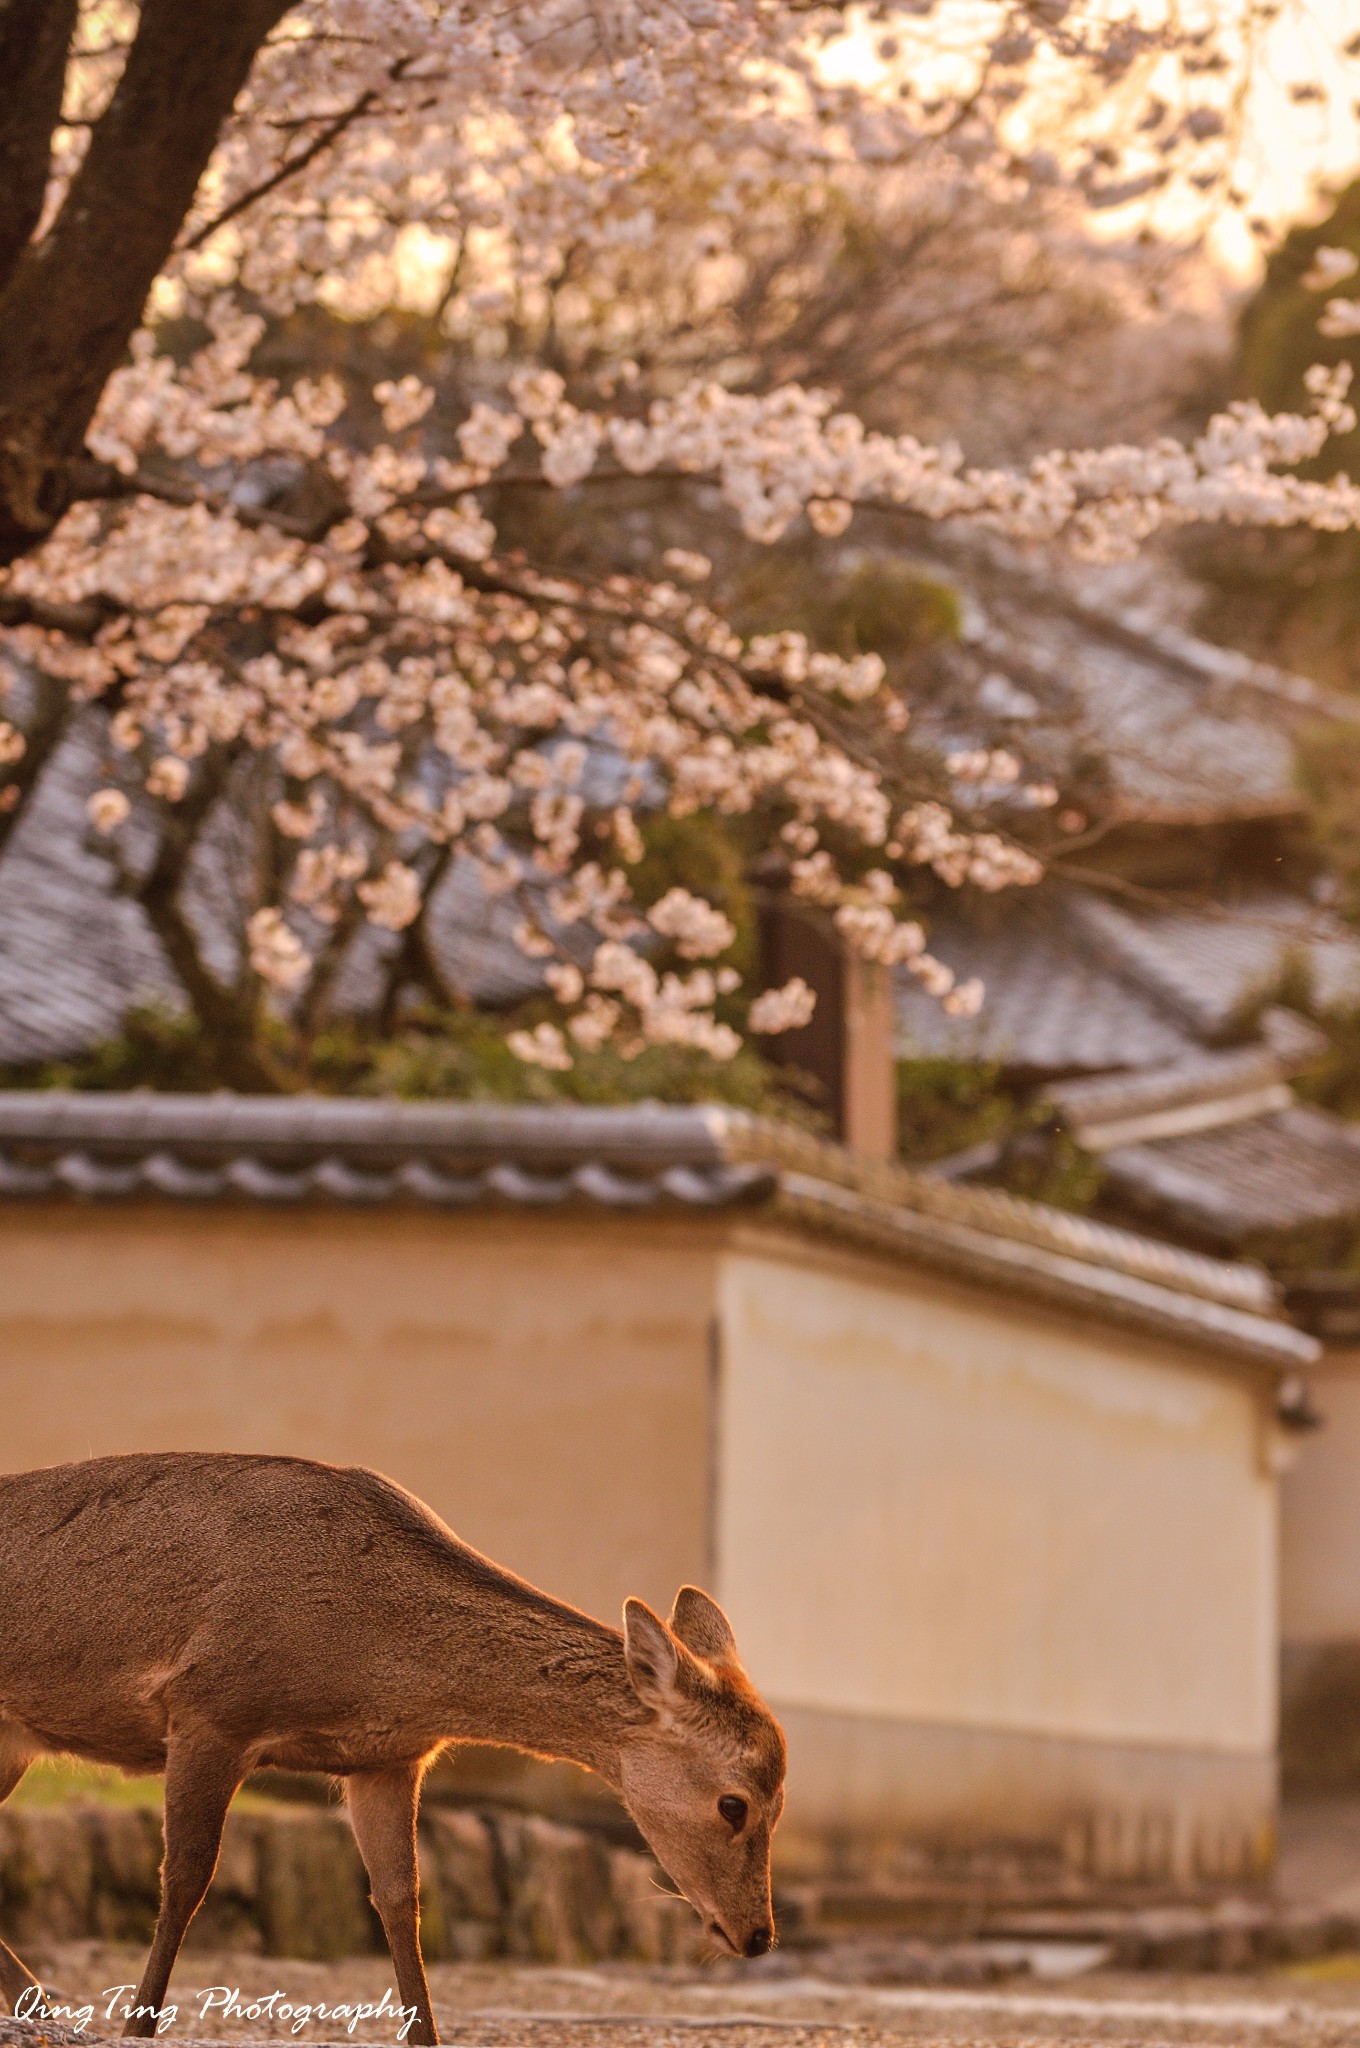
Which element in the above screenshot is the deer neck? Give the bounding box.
[436,1570,644,1788]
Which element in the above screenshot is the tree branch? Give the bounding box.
[181,84,382,253]
[0,663,69,856]
[124,750,286,1090]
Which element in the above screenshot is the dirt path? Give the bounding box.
[15,1944,1360,2048]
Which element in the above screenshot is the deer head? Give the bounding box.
[618,1587,786,1958]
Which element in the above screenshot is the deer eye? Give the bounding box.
[718,1795,748,1831]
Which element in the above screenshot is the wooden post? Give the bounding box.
[842,952,897,1161]
[756,899,898,1159]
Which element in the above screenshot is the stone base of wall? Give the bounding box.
[773,1703,1276,1891]
[0,1803,701,1966]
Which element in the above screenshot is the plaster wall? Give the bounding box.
[715,1236,1279,1874]
[0,1199,1285,1872]
[0,1203,717,1625]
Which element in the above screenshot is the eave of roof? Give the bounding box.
[1047,1045,1295,1149]
[0,1093,1314,1373]
[1098,1107,1360,1249]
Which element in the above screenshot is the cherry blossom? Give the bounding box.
[4,0,1360,1078]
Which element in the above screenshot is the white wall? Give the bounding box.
[715,1237,1277,1759]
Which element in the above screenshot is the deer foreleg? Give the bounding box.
[0,1939,40,2016]
[347,1764,438,2048]
[123,1725,242,2040]
[0,1733,41,2014]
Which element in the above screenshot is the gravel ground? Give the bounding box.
[14,1944,1360,2048]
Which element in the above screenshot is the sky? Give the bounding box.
[823,0,1360,281]
[1213,0,1360,274]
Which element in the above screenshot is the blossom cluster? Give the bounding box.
[7,275,1359,1064]
[6,1,1360,1071]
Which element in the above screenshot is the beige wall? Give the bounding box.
[1282,1352,1360,1645]
[715,1237,1278,1757]
[1,1197,1284,1873]
[0,1203,718,1625]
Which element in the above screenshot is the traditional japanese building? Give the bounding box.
[0,1091,1315,1891]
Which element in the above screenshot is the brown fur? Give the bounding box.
[0,1452,786,2042]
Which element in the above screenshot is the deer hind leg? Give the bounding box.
[122,1725,242,2041]
[347,1764,438,2048]
[0,1725,42,2014]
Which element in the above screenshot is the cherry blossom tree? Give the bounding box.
[3,0,1360,1087]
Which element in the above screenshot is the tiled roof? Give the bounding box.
[897,890,1360,1075]
[1069,893,1360,1042]
[0,713,177,1061]
[907,532,1342,827]
[0,1093,1314,1370]
[904,553,1308,829]
[0,719,547,1066]
[1043,1016,1326,1150]
[894,895,1199,1072]
[966,597,1299,824]
[1099,1107,1360,1254]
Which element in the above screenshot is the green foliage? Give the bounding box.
[8,1756,299,1813]
[802,558,962,661]
[999,1129,1107,1216]
[4,1004,233,1093]
[1292,1004,1360,1125]
[1,997,820,1124]
[895,1059,1104,1212]
[10,1758,163,1809]
[1295,719,1360,919]
[1237,182,1360,466]
[626,809,761,984]
[727,552,961,668]
[895,1057,1026,1164]
[1192,180,1360,690]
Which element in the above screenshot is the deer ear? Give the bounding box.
[623,1598,685,1718]
[668,1586,739,1666]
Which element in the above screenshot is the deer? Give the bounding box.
[0,1452,786,2044]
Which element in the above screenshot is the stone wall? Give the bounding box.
[0,1804,701,1965]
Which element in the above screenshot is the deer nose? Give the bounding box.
[745,1926,774,1958]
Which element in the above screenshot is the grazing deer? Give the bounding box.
[0,1452,786,2043]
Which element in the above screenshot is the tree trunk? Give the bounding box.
[0,0,78,292]
[0,0,288,564]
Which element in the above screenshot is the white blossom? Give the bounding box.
[1303,247,1359,291]
[6,0,1354,1069]
[248,907,311,992]
[374,376,435,434]
[508,1021,573,1069]
[457,404,523,471]
[943,977,985,1017]
[424,498,497,561]
[544,961,585,1004]
[567,994,621,1049]
[806,498,853,538]
[86,787,130,833]
[749,977,816,1033]
[357,860,422,930]
[661,549,712,582]
[647,886,736,958]
[146,755,189,801]
[1319,298,1360,339]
